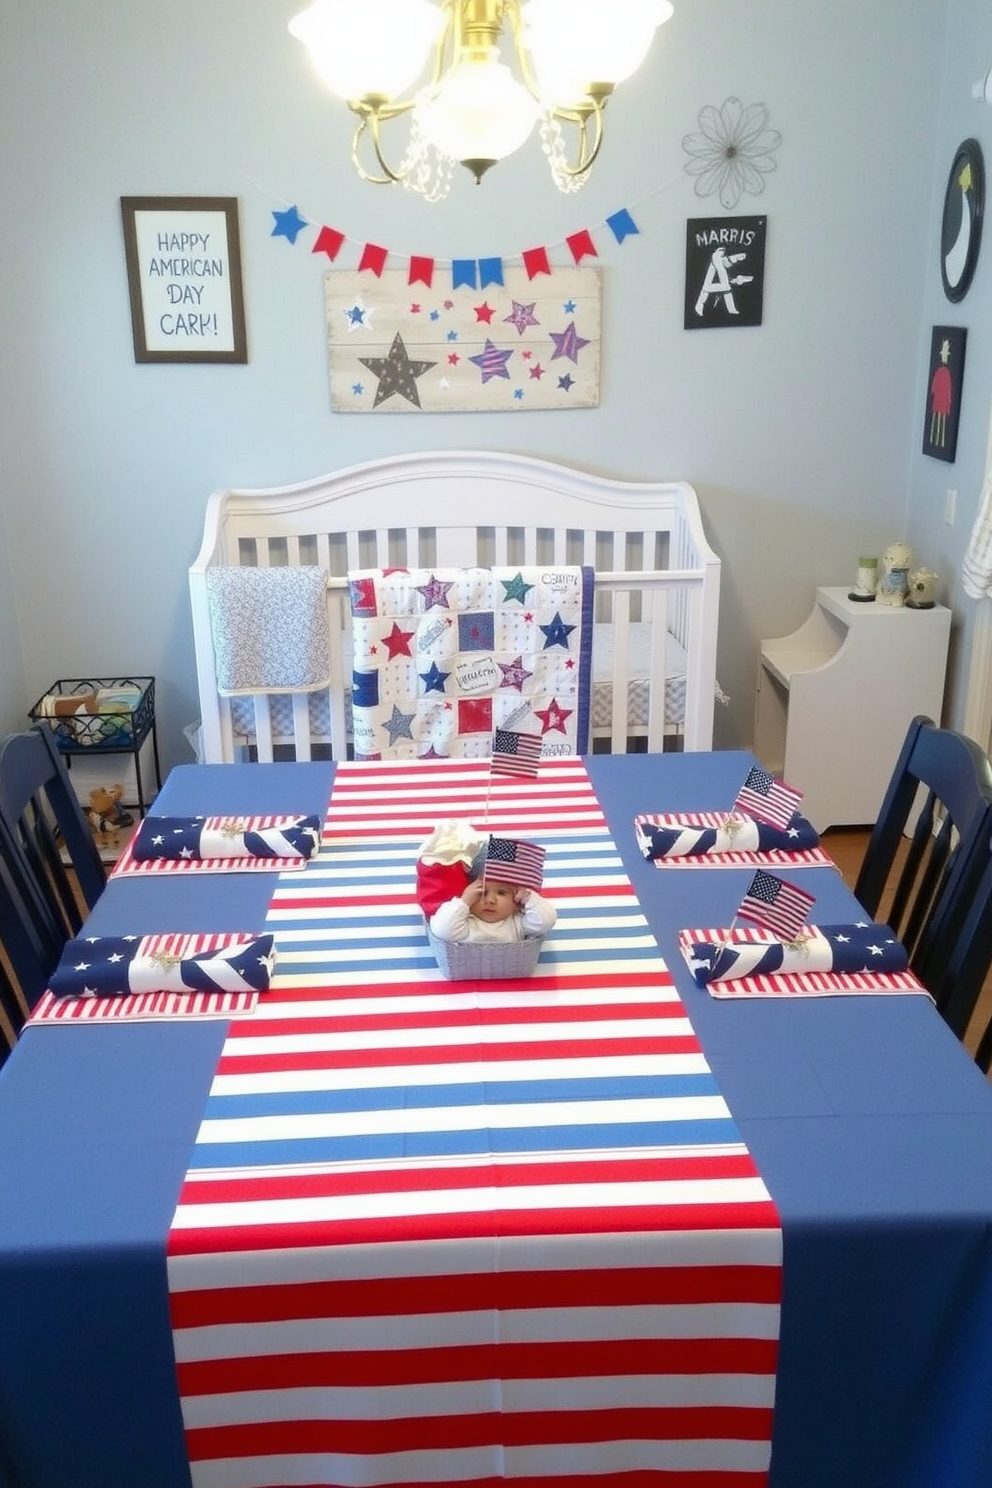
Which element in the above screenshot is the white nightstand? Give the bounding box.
[754,587,951,831]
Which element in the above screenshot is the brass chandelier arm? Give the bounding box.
[501,2,612,178]
[549,95,607,177]
[350,106,414,185]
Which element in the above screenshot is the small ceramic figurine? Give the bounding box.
[850,556,878,602]
[907,567,939,609]
[876,542,913,606]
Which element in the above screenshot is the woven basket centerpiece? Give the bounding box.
[426,926,545,981]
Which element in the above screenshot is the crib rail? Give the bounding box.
[189,452,720,764]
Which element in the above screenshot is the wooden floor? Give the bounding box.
[823,826,992,1068]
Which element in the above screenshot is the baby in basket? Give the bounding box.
[416,819,557,945]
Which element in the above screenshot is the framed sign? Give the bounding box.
[922,325,966,462]
[120,196,247,363]
[684,216,766,329]
[940,139,984,303]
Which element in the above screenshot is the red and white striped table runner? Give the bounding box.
[167,758,782,1487]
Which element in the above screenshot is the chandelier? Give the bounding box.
[289,0,673,201]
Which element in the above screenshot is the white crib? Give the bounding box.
[188,450,721,763]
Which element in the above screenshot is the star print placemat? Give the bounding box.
[28,934,263,1024]
[349,565,594,760]
[677,925,928,999]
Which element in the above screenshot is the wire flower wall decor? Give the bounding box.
[682,97,782,210]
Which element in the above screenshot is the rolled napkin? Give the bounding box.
[636,811,819,859]
[48,933,276,999]
[131,813,321,862]
[682,923,908,987]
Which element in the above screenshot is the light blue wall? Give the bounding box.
[0,0,967,769]
[0,489,25,738]
[904,0,992,735]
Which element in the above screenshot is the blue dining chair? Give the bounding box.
[0,844,56,1049]
[934,824,992,1063]
[854,714,992,1021]
[0,723,106,978]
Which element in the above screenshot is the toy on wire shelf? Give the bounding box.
[85,785,134,850]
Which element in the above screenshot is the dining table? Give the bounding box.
[2,748,992,1488]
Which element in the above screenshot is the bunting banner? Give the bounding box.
[271,202,641,288]
[326,266,600,413]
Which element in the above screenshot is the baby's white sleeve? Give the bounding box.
[519,891,557,938]
[430,898,472,943]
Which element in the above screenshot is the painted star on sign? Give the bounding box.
[382,704,416,746]
[469,339,513,383]
[558,373,575,391]
[359,332,436,409]
[498,655,533,691]
[529,364,545,379]
[419,662,450,693]
[416,572,454,609]
[503,300,540,336]
[549,321,590,363]
[381,622,414,660]
[540,611,575,649]
[343,298,376,332]
[534,697,573,735]
[474,302,496,323]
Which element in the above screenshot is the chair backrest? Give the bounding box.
[854,714,992,1004]
[934,824,992,1055]
[0,724,106,975]
[0,844,56,1031]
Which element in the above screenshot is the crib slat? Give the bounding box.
[646,587,670,752]
[327,587,350,759]
[253,697,275,764]
[610,589,631,750]
[218,698,238,764]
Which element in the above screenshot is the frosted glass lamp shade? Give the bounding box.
[288,0,443,100]
[416,56,540,165]
[523,0,672,104]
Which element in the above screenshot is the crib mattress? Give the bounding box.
[227,625,688,742]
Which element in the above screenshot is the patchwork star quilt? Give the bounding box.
[349,565,594,759]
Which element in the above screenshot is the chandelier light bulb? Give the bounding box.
[288,0,442,102]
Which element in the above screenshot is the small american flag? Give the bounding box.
[485,835,546,891]
[734,766,803,829]
[737,870,815,941]
[491,728,542,780]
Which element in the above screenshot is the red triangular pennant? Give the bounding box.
[358,242,388,276]
[312,225,346,260]
[522,246,551,279]
[566,229,598,264]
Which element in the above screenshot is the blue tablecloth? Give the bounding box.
[1,753,992,1488]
